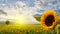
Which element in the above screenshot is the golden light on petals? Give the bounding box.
[41,10,57,30]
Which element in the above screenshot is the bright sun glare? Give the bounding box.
[14,15,28,25]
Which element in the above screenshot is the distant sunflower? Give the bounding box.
[41,10,57,30]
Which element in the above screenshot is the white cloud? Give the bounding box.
[34,0,58,10]
[0,1,39,24]
[34,0,46,9]
[15,1,26,8]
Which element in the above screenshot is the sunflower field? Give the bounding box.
[0,10,60,34]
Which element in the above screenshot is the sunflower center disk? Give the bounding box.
[45,15,55,26]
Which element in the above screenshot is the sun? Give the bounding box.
[14,14,27,25]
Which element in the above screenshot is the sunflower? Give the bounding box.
[41,10,57,30]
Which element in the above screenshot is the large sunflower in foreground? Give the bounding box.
[41,10,57,30]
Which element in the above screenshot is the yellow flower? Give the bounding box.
[41,10,57,30]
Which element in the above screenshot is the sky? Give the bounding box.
[0,0,60,15]
[0,0,60,24]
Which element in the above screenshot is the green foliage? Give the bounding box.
[57,20,60,24]
[34,16,41,22]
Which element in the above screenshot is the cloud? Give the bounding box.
[34,0,46,9]
[0,9,7,15]
[15,1,38,15]
[34,0,58,10]
[0,1,39,24]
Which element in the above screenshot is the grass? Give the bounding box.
[0,24,42,34]
[0,24,60,34]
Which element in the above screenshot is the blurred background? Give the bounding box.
[0,0,60,24]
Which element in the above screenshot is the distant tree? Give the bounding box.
[5,20,10,25]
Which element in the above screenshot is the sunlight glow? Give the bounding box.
[14,14,28,25]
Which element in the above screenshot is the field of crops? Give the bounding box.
[0,24,41,34]
[0,24,60,34]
